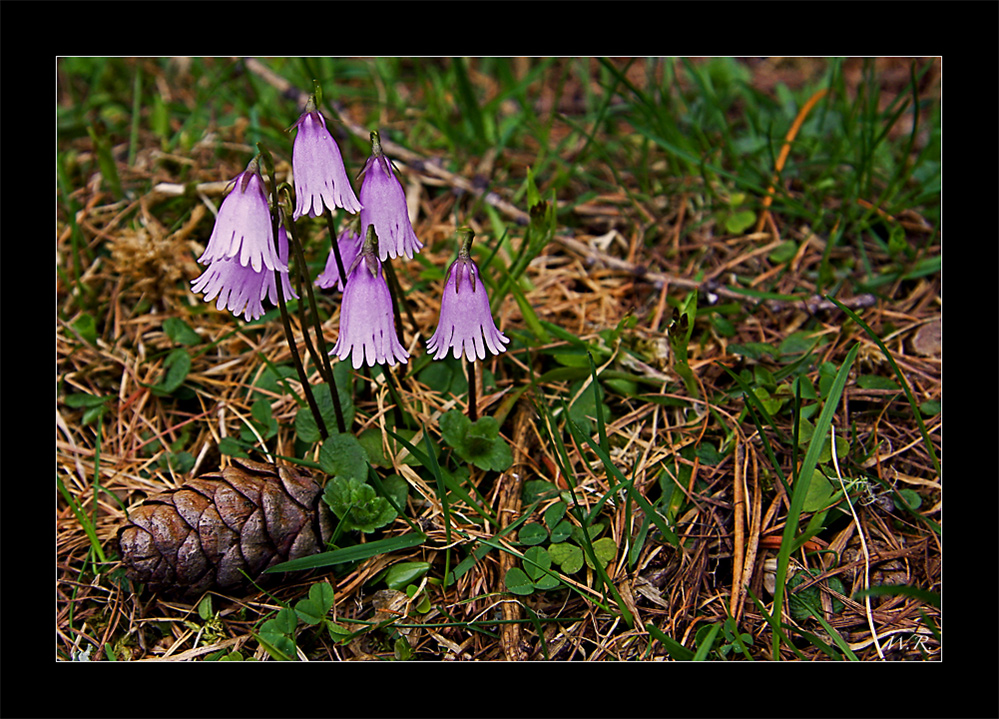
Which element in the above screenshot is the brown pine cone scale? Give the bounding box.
[118,458,334,597]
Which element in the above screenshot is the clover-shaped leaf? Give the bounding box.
[439,409,513,472]
[323,476,396,534]
[583,536,618,571]
[548,542,584,574]
[294,582,335,625]
[523,546,560,590]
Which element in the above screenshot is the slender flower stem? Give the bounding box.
[381,257,406,344]
[286,219,346,433]
[466,357,478,421]
[380,364,412,429]
[257,144,343,438]
[383,258,421,342]
[273,263,328,441]
[324,209,349,288]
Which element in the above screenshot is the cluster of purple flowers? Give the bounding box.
[192,96,508,371]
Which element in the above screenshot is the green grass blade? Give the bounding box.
[771,342,859,659]
[267,532,426,573]
[57,474,107,564]
[564,409,679,547]
[387,427,499,526]
[645,622,694,660]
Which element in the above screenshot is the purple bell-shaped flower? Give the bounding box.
[331,225,410,369]
[427,229,509,361]
[358,130,423,261]
[291,96,362,219]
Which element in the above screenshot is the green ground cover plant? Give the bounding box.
[57,57,940,662]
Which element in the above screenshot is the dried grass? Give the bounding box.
[57,58,940,661]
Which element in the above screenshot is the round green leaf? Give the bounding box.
[519,522,548,546]
[522,546,552,582]
[548,542,584,574]
[549,520,573,544]
[802,468,834,512]
[504,567,535,596]
[894,488,922,512]
[319,433,370,483]
[583,536,618,570]
[543,502,567,529]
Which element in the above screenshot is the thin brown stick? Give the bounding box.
[755,87,830,234]
[730,435,745,618]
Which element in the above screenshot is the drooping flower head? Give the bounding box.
[192,223,298,321]
[358,130,423,261]
[331,225,410,369]
[291,95,362,219]
[315,227,362,293]
[427,229,509,361]
[198,156,286,273]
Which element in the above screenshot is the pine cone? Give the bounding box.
[117,458,334,597]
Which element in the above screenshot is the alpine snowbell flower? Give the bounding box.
[427,229,509,361]
[291,96,362,219]
[358,130,423,261]
[315,228,362,292]
[192,225,297,321]
[331,226,410,369]
[198,157,286,273]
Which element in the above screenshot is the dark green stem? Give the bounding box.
[256,144,337,439]
[380,364,412,429]
[324,209,349,289]
[381,257,407,344]
[273,263,328,441]
[287,218,346,433]
[467,357,478,422]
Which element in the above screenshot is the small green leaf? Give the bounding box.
[802,468,834,512]
[71,313,99,345]
[152,348,191,395]
[543,502,566,529]
[242,398,278,442]
[258,607,298,660]
[583,536,618,570]
[197,595,214,621]
[439,409,471,449]
[263,606,298,634]
[788,569,845,620]
[894,488,922,512]
[327,621,353,643]
[319,432,370,483]
[504,567,536,596]
[295,381,354,443]
[548,542,584,574]
[724,209,756,235]
[358,427,421,467]
[439,409,513,472]
[163,317,201,346]
[522,480,560,504]
[294,598,327,625]
[857,374,900,390]
[549,520,573,544]
[522,546,552,582]
[217,436,248,457]
[295,582,335,624]
[796,418,848,463]
[322,476,396,534]
[519,522,548,546]
[382,474,409,514]
[385,562,431,591]
[768,240,799,264]
[64,393,110,409]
